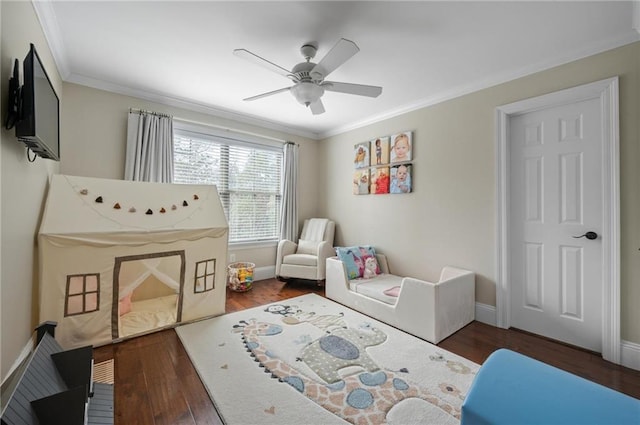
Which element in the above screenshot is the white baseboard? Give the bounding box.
[475,302,497,326]
[254,265,275,282]
[621,340,640,371]
[473,302,640,371]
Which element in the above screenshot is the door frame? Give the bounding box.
[495,77,620,363]
[112,250,186,340]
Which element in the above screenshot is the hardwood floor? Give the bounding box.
[93,279,640,425]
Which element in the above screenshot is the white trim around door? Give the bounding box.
[495,77,620,364]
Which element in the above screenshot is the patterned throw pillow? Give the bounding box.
[335,245,381,279]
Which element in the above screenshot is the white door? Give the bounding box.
[509,97,603,352]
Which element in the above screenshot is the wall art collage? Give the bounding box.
[353,130,413,195]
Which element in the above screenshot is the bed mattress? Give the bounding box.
[120,294,178,337]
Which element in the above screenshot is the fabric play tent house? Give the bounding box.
[38,175,228,349]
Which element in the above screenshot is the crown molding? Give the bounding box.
[32,0,320,140]
[31,0,70,79]
[66,73,322,140]
[320,31,640,139]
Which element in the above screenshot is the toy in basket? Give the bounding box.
[227,262,255,292]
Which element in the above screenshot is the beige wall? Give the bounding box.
[318,42,640,344]
[1,1,61,380]
[61,83,320,268]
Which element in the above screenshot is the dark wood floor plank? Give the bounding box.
[146,374,194,425]
[439,321,640,399]
[94,278,640,425]
[166,330,224,425]
[115,371,155,425]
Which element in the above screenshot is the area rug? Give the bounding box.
[176,294,479,425]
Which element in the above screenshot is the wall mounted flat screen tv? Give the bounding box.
[15,43,60,161]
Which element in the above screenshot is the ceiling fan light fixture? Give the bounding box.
[291,82,324,106]
[235,38,381,114]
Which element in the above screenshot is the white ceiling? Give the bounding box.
[35,1,639,139]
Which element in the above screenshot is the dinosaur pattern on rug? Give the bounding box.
[236,319,462,425]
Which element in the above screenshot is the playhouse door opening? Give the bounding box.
[113,251,185,339]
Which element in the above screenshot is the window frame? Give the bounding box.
[172,121,283,247]
[194,258,216,293]
[64,273,100,317]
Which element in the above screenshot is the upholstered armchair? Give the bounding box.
[276,218,336,284]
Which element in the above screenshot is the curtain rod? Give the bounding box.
[129,108,291,145]
[129,108,173,119]
[174,116,287,145]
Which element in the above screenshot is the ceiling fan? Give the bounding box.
[233,38,382,115]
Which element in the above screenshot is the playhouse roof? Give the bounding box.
[39,175,228,246]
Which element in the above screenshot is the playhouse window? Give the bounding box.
[65,274,100,316]
[194,259,215,293]
[173,127,283,244]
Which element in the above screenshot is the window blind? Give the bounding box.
[173,129,282,243]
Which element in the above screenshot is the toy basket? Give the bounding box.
[227,262,255,292]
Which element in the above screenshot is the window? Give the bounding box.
[65,274,100,316]
[173,128,283,244]
[194,259,216,293]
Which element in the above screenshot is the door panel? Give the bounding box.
[510,97,602,352]
[560,245,582,318]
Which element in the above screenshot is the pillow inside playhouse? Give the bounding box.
[119,292,133,316]
[335,245,381,279]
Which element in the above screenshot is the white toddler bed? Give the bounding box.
[326,254,475,344]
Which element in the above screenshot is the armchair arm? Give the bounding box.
[315,241,335,279]
[275,239,297,276]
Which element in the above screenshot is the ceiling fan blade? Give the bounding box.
[311,38,359,79]
[243,86,292,101]
[309,98,325,115]
[322,81,382,98]
[233,48,292,79]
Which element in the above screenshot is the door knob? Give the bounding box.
[572,231,598,240]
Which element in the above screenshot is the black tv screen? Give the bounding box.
[16,43,60,161]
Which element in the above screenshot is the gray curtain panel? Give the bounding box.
[124,111,174,182]
[279,142,299,241]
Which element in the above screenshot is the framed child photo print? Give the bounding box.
[371,167,390,194]
[370,137,390,166]
[390,163,412,194]
[353,142,370,169]
[390,131,412,164]
[353,169,370,195]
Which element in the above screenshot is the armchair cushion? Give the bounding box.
[297,239,320,255]
[283,253,318,267]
